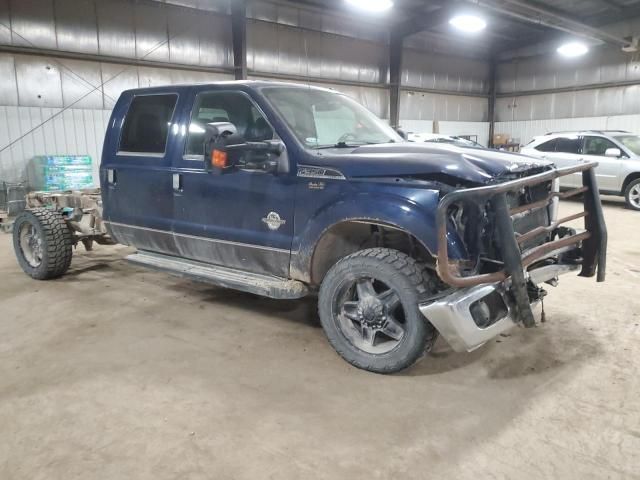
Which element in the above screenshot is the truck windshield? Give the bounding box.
[614,135,640,155]
[263,87,402,149]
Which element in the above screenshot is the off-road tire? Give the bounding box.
[318,248,438,374]
[13,208,73,280]
[624,178,640,211]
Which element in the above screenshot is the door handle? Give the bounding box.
[173,173,183,192]
[107,168,116,186]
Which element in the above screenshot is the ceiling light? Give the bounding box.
[557,42,589,57]
[449,15,487,33]
[345,0,393,13]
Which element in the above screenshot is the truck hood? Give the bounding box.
[310,143,552,185]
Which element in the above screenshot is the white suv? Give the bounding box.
[521,130,640,210]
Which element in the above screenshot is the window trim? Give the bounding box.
[116,92,179,157]
[182,89,276,162]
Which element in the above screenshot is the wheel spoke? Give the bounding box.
[356,278,377,300]
[360,325,376,346]
[341,301,361,321]
[381,315,405,341]
[378,288,400,311]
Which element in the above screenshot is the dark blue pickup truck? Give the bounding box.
[12,81,607,373]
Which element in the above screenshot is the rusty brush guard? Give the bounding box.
[435,162,607,327]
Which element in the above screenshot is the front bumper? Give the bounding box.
[420,263,580,352]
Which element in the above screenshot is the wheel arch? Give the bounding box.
[308,219,434,286]
[289,192,466,285]
[621,172,640,195]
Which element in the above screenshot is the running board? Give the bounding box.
[126,251,309,299]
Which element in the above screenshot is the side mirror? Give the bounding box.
[204,122,240,174]
[227,140,286,174]
[605,147,622,158]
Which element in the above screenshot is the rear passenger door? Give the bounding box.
[102,93,180,254]
[171,89,295,277]
[545,136,583,188]
[581,135,623,191]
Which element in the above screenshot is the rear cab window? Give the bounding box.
[119,94,178,155]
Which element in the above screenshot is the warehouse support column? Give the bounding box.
[389,33,404,130]
[488,60,497,148]
[231,0,247,80]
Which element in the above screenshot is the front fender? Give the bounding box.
[290,189,467,283]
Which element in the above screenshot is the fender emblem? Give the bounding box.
[262,211,286,231]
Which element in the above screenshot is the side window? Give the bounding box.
[185,91,274,158]
[535,139,557,152]
[119,94,177,154]
[555,136,581,154]
[583,136,618,156]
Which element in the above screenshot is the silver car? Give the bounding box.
[521,130,640,210]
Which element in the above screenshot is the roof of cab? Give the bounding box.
[121,80,340,96]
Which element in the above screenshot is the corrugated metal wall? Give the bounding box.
[0,0,491,183]
[401,91,488,122]
[497,45,640,122]
[0,106,111,183]
[496,43,640,144]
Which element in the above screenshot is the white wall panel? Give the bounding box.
[0,106,111,183]
[399,120,490,146]
[498,47,636,95]
[440,121,490,147]
[402,91,488,122]
[247,21,385,85]
[402,50,488,95]
[498,85,640,122]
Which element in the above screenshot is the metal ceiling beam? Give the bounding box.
[488,60,497,147]
[466,0,632,48]
[231,0,248,80]
[389,33,404,129]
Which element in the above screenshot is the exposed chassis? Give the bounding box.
[25,189,115,248]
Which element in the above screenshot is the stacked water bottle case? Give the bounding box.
[27,155,95,192]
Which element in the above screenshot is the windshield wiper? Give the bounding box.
[312,141,387,150]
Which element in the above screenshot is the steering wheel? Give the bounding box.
[337,132,358,144]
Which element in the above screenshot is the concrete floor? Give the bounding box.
[0,198,639,479]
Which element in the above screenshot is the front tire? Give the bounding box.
[12,208,73,280]
[318,248,438,374]
[624,178,640,211]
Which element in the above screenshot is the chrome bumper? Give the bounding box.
[420,263,579,352]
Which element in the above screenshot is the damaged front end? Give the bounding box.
[421,162,607,352]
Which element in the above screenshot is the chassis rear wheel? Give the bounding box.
[318,248,438,374]
[12,208,73,280]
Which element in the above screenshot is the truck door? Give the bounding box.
[581,135,623,191]
[101,92,181,255]
[171,89,295,277]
